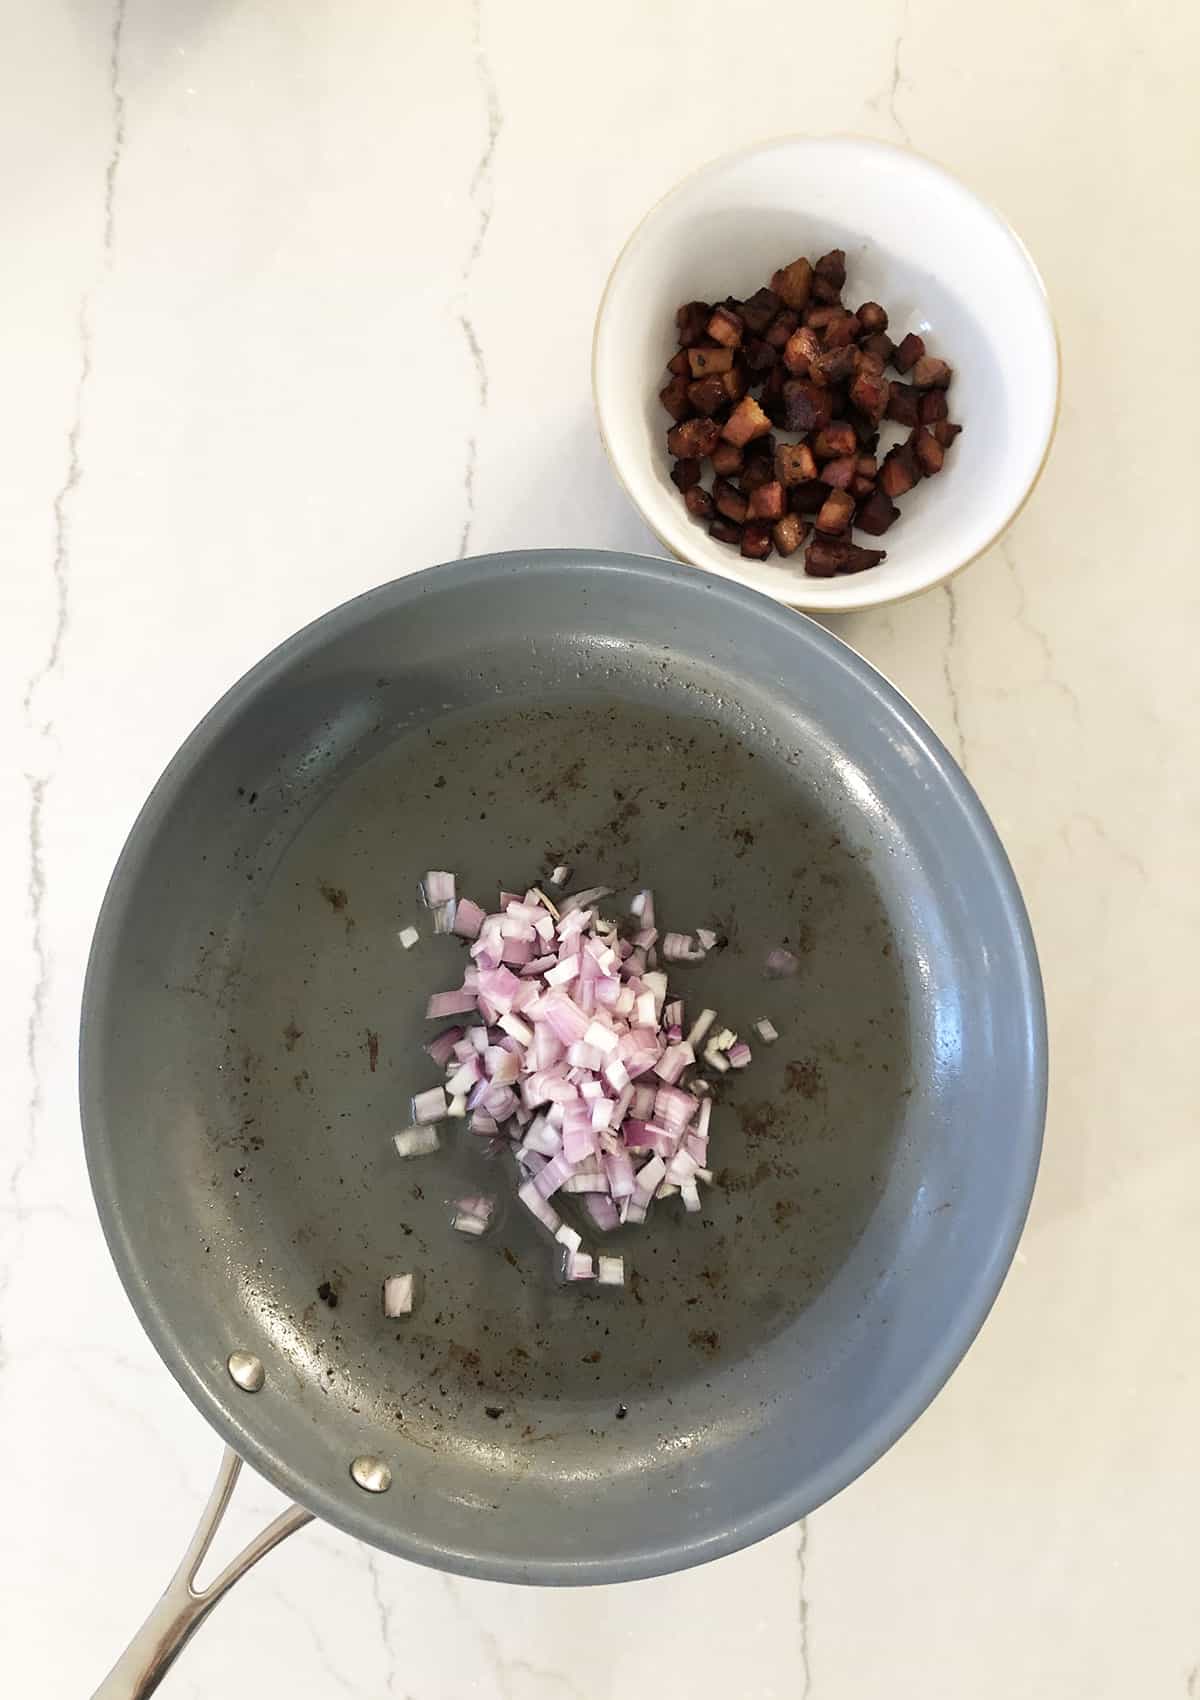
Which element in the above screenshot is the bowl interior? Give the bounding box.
[594,137,1058,610]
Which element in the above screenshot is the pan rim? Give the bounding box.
[79,547,1046,1583]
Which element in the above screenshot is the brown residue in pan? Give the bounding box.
[785,1059,824,1099]
[739,1100,779,1142]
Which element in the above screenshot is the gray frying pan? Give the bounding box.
[82,550,1045,1695]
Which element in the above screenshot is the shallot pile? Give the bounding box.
[384,870,779,1311]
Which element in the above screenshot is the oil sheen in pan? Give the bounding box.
[210,692,909,1462]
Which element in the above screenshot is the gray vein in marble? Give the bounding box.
[23,0,123,719]
[22,1340,161,1377]
[458,433,477,560]
[999,538,1081,721]
[17,335,89,1234]
[941,580,967,765]
[887,0,913,146]
[1186,1663,1197,1697]
[24,0,124,726]
[1,770,48,1363]
[461,311,488,409]
[22,319,88,725]
[466,0,502,273]
[0,1200,89,1224]
[363,1551,401,1696]
[47,1348,196,1494]
[104,0,128,251]
[16,777,47,1196]
[441,1575,581,1700]
[268,1587,363,1698]
[299,1530,412,1695]
[1062,811,1149,881]
[457,0,504,560]
[797,1518,812,1695]
[8,0,128,1359]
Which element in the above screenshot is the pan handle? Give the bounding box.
[91,1446,313,1700]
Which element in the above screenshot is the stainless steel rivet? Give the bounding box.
[350,1455,392,1493]
[226,1350,265,1392]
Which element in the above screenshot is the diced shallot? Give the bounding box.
[432,900,457,934]
[655,1042,695,1084]
[604,1148,637,1197]
[426,1026,464,1067]
[662,932,706,963]
[453,1210,487,1236]
[631,1083,656,1119]
[633,1154,667,1199]
[383,1274,414,1316]
[412,1086,447,1125]
[630,889,655,927]
[561,1169,609,1193]
[399,871,779,1295]
[654,1085,697,1132]
[518,1178,561,1235]
[687,1008,716,1047]
[583,1194,621,1233]
[559,886,612,916]
[393,1126,439,1158]
[452,898,486,939]
[423,871,455,906]
[447,1058,481,1095]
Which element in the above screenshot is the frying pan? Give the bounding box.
[81,549,1045,1695]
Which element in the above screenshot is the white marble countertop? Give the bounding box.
[3,2,1198,1695]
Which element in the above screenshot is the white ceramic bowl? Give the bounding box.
[593,136,1058,612]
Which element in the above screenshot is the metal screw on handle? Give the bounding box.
[91,1446,312,1700]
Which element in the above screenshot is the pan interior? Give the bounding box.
[224,694,907,1441]
[83,554,1042,1580]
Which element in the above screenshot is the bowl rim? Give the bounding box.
[591,132,1062,614]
